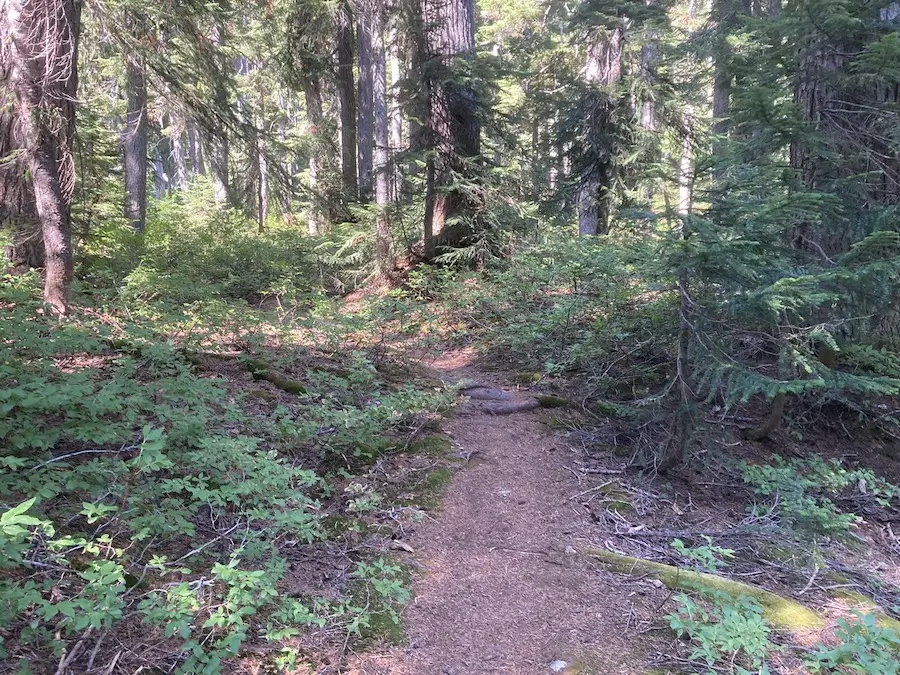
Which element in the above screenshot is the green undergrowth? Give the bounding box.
[0,274,453,672]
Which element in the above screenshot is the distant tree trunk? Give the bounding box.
[188,123,206,177]
[257,130,268,231]
[336,0,358,200]
[640,2,659,132]
[124,53,148,231]
[389,24,403,200]
[302,74,325,234]
[678,105,694,215]
[577,26,623,236]
[373,0,392,274]
[256,91,269,232]
[169,115,189,191]
[152,143,167,198]
[2,0,80,314]
[208,133,230,204]
[423,0,481,256]
[357,1,375,201]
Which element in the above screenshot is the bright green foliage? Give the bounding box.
[667,592,777,675]
[806,613,900,675]
[0,268,450,668]
[741,455,899,537]
[671,536,735,573]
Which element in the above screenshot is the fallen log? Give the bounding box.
[582,548,825,631]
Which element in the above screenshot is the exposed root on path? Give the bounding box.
[582,548,825,631]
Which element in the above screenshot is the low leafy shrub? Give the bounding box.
[0,277,448,670]
[741,455,899,537]
[667,592,777,674]
[806,612,900,674]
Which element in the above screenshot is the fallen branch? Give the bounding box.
[581,548,825,631]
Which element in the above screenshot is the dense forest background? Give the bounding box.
[2,0,900,672]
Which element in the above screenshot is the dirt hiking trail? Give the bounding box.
[349,350,649,675]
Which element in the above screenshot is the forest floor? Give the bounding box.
[346,347,665,675]
[336,339,900,675]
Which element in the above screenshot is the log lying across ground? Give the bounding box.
[583,548,825,631]
[457,384,570,415]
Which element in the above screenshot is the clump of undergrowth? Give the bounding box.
[0,274,451,671]
[741,454,899,538]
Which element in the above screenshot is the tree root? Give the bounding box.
[582,548,825,631]
[481,399,542,415]
[745,392,786,441]
[462,387,515,401]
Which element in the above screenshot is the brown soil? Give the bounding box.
[347,350,658,675]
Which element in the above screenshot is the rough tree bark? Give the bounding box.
[1,0,80,313]
[336,0,358,200]
[389,23,403,200]
[423,0,481,257]
[169,114,189,191]
[577,26,623,237]
[372,0,392,274]
[302,74,325,234]
[124,51,148,231]
[357,0,374,201]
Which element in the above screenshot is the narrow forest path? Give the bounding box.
[349,349,648,675]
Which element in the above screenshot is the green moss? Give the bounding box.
[244,389,277,401]
[399,466,453,511]
[514,372,542,384]
[536,395,570,408]
[830,589,900,634]
[406,435,452,456]
[358,608,406,645]
[351,559,412,647]
[584,549,825,631]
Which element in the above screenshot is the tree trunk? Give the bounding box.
[576,26,623,237]
[373,0,392,274]
[170,115,189,191]
[124,53,148,231]
[188,122,206,177]
[357,1,375,201]
[208,132,230,204]
[0,91,42,271]
[336,0,359,200]
[424,0,481,255]
[257,130,269,232]
[1,0,80,314]
[389,23,403,200]
[303,74,325,235]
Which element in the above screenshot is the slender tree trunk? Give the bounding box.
[303,75,325,234]
[208,133,230,204]
[2,0,80,313]
[576,26,623,236]
[373,0,392,274]
[152,144,167,199]
[678,105,694,215]
[257,131,268,231]
[169,115,189,191]
[424,0,481,254]
[0,82,42,271]
[336,0,359,200]
[124,53,148,231]
[389,23,403,200]
[640,1,659,132]
[188,122,206,177]
[357,1,375,201]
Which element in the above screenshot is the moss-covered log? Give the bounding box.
[583,548,825,631]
